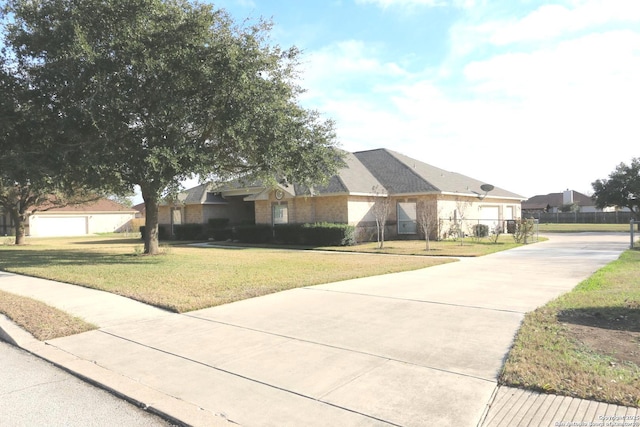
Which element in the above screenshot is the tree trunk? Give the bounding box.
[10,209,27,245]
[142,190,160,255]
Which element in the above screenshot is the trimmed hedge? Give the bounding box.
[174,224,205,240]
[139,225,169,241]
[231,223,355,246]
[274,223,355,246]
[208,218,230,229]
[234,224,273,244]
[140,222,356,246]
[304,222,356,246]
[207,218,232,241]
[273,224,304,245]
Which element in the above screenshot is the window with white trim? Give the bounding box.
[273,202,288,224]
[397,202,417,234]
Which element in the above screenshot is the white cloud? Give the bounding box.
[296,2,640,197]
[299,40,410,106]
[489,0,640,45]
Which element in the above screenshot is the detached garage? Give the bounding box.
[25,199,136,237]
[30,216,88,237]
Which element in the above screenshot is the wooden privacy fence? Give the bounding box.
[527,211,633,224]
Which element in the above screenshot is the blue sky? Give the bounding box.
[207,0,640,198]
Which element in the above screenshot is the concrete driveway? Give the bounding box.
[1,233,630,426]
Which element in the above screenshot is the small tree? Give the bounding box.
[512,218,536,244]
[488,222,502,244]
[452,197,472,246]
[418,200,439,251]
[371,186,391,249]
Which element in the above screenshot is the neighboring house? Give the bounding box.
[132,202,146,219]
[522,190,598,214]
[1,199,137,237]
[161,148,525,240]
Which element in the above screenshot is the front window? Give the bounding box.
[397,202,417,234]
[273,202,288,224]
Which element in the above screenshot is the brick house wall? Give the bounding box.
[314,196,348,223]
[184,205,204,224]
[255,193,350,225]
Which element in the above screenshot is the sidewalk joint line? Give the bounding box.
[98,330,402,426]
[181,314,497,384]
[301,287,526,315]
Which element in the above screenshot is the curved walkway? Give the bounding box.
[0,233,636,426]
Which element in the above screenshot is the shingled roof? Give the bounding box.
[523,190,594,211]
[172,148,524,202]
[34,198,136,213]
[353,149,524,199]
[312,151,384,195]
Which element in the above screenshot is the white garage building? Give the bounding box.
[8,199,137,237]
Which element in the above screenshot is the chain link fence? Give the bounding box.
[438,217,539,243]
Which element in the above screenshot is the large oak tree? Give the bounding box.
[4,0,341,254]
[592,158,640,223]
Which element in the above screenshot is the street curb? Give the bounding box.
[0,315,233,427]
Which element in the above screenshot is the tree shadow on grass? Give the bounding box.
[558,306,640,332]
[558,306,640,368]
[69,238,143,245]
[0,249,162,270]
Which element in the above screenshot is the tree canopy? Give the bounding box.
[0,52,98,244]
[3,0,342,253]
[591,158,640,220]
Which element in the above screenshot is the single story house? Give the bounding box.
[522,190,598,214]
[160,148,525,240]
[1,198,137,237]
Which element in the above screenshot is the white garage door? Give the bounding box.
[479,206,499,228]
[32,216,88,237]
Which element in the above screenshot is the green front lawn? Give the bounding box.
[0,236,458,313]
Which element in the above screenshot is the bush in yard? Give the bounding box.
[174,224,205,240]
[208,218,230,229]
[234,224,273,244]
[207,218,232,241]
[209,228,233,241]
[472,224,489,238]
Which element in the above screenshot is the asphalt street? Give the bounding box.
[0,340,173,427]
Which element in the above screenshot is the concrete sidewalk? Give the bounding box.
[0,233,637,426]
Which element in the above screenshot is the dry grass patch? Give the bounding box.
[318,235,527,257]
[0,290,96,340]
[500,250,640,407]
